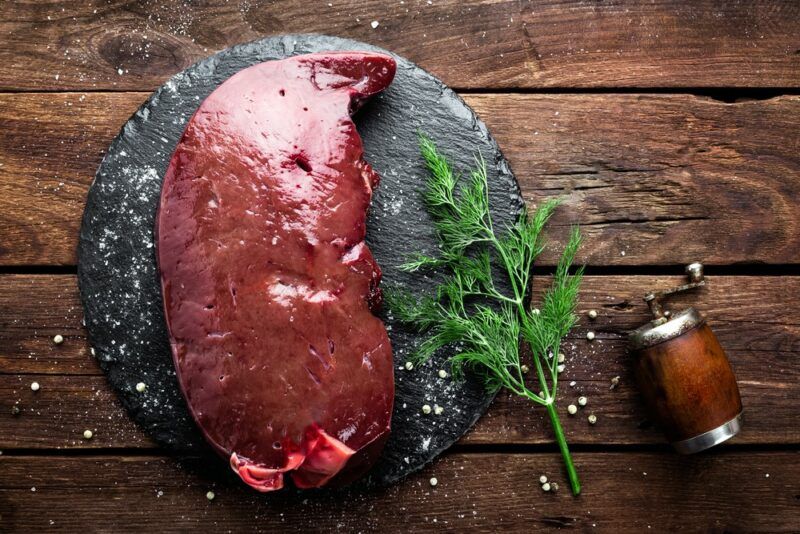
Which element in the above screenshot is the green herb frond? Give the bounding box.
[419,133,492,256]
[449,304,526,394]
[382,288,441,332]
[496,198,561,294]
[390,135,581,403]
[399,253,449,272]
[387,134,584,495]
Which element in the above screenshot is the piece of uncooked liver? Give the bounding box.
[156,52,396,492]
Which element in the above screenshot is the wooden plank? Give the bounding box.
[471,93,800,267]
[0,374,154,449]
[1,1,799,91]
[0,452,797,531]
[2,92,799,266]
[2,274,798,448]
[0,275,89,375]
[0,93,142,266]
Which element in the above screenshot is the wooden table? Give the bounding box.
[1,1,799,531]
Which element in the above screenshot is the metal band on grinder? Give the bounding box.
[671,413,743,454]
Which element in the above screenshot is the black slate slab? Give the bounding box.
[77,34,524,491]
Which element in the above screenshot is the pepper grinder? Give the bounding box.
[628,263,743,453]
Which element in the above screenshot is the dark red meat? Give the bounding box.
[156,52,396,492]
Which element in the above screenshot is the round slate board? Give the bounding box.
[78,34,524,490]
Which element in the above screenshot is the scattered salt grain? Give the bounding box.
[83,429,93,440]
[569,381,576,387]
[557,364,565,373]
[30,382,40,392]
[53,334,64,345]
[422,404,432,415]
[567,404,577,415]
[433,405,444,415]
[117,68,123,75]
[90,347,96,356]
[557,353,565,363]
[521,365,530,374]
[370,20,380,29]
[429,477,438,487]
[610,376,620,390]
[586,331,595,341]
[136,382,147,393]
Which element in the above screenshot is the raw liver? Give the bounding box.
[156,52,396,492]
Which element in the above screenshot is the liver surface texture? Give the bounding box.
[156,52,396,492]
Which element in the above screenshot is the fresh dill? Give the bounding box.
[385,134,584,495]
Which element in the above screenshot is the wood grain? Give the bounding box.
[0,93,140,266]
[471,93,800,267]
[0,374,153,449]
[1,1,799,91]
[2,92,799,266]
[2,274,798,448]
[1,452,798,532]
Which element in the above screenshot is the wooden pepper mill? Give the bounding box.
[629,263,743,453]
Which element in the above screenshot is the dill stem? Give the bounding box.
[545,402,581,495]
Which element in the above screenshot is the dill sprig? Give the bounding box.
[385,134,584,495]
